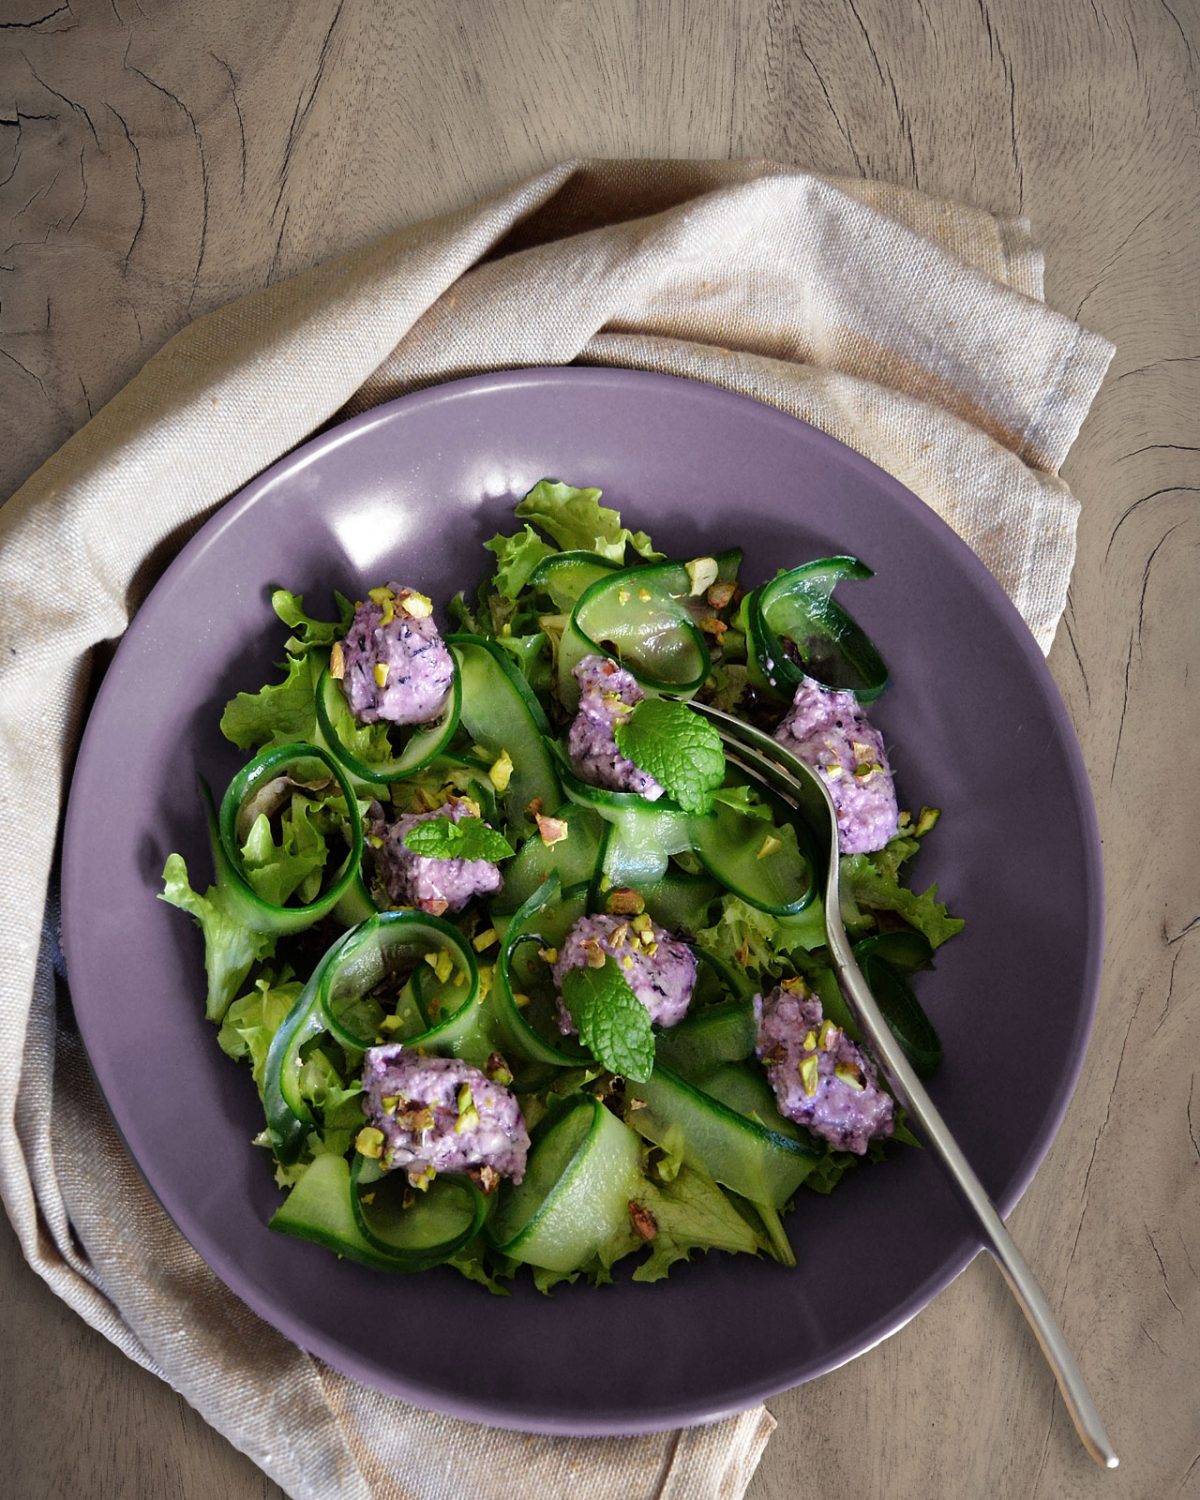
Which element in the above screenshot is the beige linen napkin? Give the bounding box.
[0,160,1112,1500]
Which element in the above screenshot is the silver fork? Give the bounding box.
[687,698,1118,1471]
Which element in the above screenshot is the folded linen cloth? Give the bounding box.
[0,160,1113,1500]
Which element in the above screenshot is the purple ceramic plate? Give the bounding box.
[62,368,1102,1435]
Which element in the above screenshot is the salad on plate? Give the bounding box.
[161,480,962,1292]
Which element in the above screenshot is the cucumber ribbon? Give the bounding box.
[741,556,888,701]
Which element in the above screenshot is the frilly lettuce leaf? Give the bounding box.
[239,795,330,906]
[515,479,661,563]
[218,971,302,1086]
[271,588,354,657]
[220,651,390,766]
[842,841,964,949]
[159,853,276,1021]
[483,525,556,601]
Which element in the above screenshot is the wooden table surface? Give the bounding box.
[2,3,1196,1497]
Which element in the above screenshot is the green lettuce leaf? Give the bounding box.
[220,651,390,766]
[240,795,330,906]
[630,1163,765,1282]
[271,588,354,657]
[218,972,303,1087]
[483,525,556,600]
[159,853,276,1021]
[842,851,964,949]
[515,479,661,563]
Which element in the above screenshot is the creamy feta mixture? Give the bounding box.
[337,584,454,725]
[360,1046,529,1189]
[774,675,898,854]
[754,983,894,1154]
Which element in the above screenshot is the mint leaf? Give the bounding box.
[561,959,655,1081]
[516,479,661,563]
[402,816,515,863]
[614,698,725,814]
[483,525,556,600]
[271,588,354,657]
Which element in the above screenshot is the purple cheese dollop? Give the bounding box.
[552,912,696,1032]
[362,1046,529,1187]
[369,798,503,916]
[338,584,454,725]
[774,675,899,854]
[755,984,894,1155]
[567,654,664,799]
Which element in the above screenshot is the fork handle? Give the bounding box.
[830,940,1119,1470]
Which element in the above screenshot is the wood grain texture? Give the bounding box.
[1,1,1196,1496]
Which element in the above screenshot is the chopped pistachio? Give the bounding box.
[606,886,646,916]
[472,927,498,953]
[706,578,736,610]
[756,832,783,860]
[618,588,631,605]
[698,615,728,638]
[536,813,569,846]
[537,945,559,964]
[425,897,450,917]
[399,590,433,618]
[599,874,612,892]
[373,661,390,689]
[499,622,512,637]
[850,739,874,761]
[488,749,514,792]
[355,1126,385,1159]
[801,1029,818,1052]
[526,797,544,818]
[914,805,940,837]
[369,585,396,625]
[380,1094,401,1116]
[637,586,653,602]
[379,1013,405,1033]
[582,938,606,969]
[643,940,658,957]
[630,913,653,935]
[818,1018,839,1051]
[610,922,630,949]
[834,1061,866,1092]
[360,1191,376,1205]
[457,795,482,818]
[485,1053,514,1087]
[512,991,531,1008]
[329,640,346,680]
[685,556,720,596]
[628,1200,659,1241]
[367,833,385,849]
[456,1083,474,1114]
[621,953,635,970]
[853,761,882,780]
[409,1165,436,1192]
[780,975,810,996]
[896,809,913,830]
[798,1053,820,1097]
